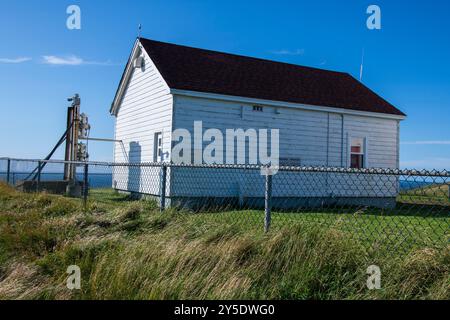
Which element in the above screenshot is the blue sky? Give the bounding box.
[0,0,449,168]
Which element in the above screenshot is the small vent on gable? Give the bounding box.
[133,56,144,69]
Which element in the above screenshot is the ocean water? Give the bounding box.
[399,180,433,191]
[0,172,112,188]
[0,172,436,191]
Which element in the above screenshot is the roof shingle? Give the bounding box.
[139,38,405,116]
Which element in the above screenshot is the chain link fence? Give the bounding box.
[1,157,449,252]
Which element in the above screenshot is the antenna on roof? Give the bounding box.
[138,23,142,40]
[359,48,365,82]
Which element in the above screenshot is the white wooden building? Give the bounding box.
[110,38,406,208]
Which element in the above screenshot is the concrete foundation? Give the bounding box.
[167,196,397,211]
[19,180,83,197]
[66,181,83,197]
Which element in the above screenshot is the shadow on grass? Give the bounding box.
[88,189,449,219]
[188,202,449,219]
[270,203,450,219]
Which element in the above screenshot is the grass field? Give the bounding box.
[0,183,448,300]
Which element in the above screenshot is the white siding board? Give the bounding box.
[170,95,400,199]
[112,48,173,194]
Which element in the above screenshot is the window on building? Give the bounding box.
[350,137,365,169]
[253,105,263,112]
[154,132,163,162]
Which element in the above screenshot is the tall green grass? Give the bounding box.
[0,183,448,300]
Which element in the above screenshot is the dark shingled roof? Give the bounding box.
[139,38,405,116]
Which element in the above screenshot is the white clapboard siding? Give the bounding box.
[170,95,399,198]
[112,49,173,195]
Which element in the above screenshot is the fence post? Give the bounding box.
[6,158,11,185]
[264,168,273,233]
[83,163,89,211]
[447,184,450,201]
[37,161,42,192]
[160,164,167,212]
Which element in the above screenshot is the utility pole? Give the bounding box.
[64,94,81,181]
[63,105,73,180]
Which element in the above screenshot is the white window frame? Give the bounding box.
[348,136,368,169]
[154,132,163,162]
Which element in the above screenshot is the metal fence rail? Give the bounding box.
[1,157,449,252]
